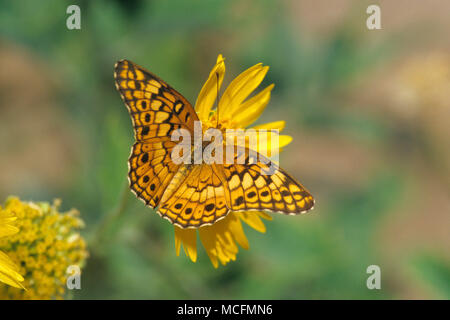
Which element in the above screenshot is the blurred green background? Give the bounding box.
[0,0,449,299]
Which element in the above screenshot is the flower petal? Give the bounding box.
[278,135,293,148]
[252,120,286,131]
[257,211,273,221]
[195,54,225,122]
[231,84,274,128]
[199,213,249,267]
[198,225,220,268]
[174,226,197,262]
[0,210,18,239]
[0,223,18,239]
[252,132,292,157]
[237,212,267,233]
[227,215,249,250]
[0,250,24,289]
[219,63,269,120]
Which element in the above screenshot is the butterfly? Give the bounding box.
[114,59,314,229]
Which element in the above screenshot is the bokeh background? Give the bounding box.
[0,0,449,299]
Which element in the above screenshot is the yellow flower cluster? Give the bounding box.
[0,197,88,299]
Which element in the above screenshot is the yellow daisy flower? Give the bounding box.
[0,203,24,289]
[0,197,88,299]
[175,54,293,268]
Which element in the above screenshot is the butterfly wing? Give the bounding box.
[157,164,229,228]
[219,147,315,215]
[157,146,314,229]
[114,59,198,138]
[127,139,179,207]
[114,59,199,207]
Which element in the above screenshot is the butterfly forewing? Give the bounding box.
[114,59,198,207]
[114,59,198,140]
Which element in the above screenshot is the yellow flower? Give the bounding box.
[0,206,24,289]
[0,197,88,299]
[175,54,292,268]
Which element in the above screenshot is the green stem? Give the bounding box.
[89,180,130,250]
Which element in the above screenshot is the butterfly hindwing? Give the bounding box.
[156,146,314,228]
[128,139,181,207]
[219,147,315,215]
[158,164,229,228]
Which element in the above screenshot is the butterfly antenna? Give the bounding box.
[216,72,219,128]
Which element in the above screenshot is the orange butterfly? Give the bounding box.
[114,59,314,229]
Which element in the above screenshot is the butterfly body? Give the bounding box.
[114,59,314,229]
